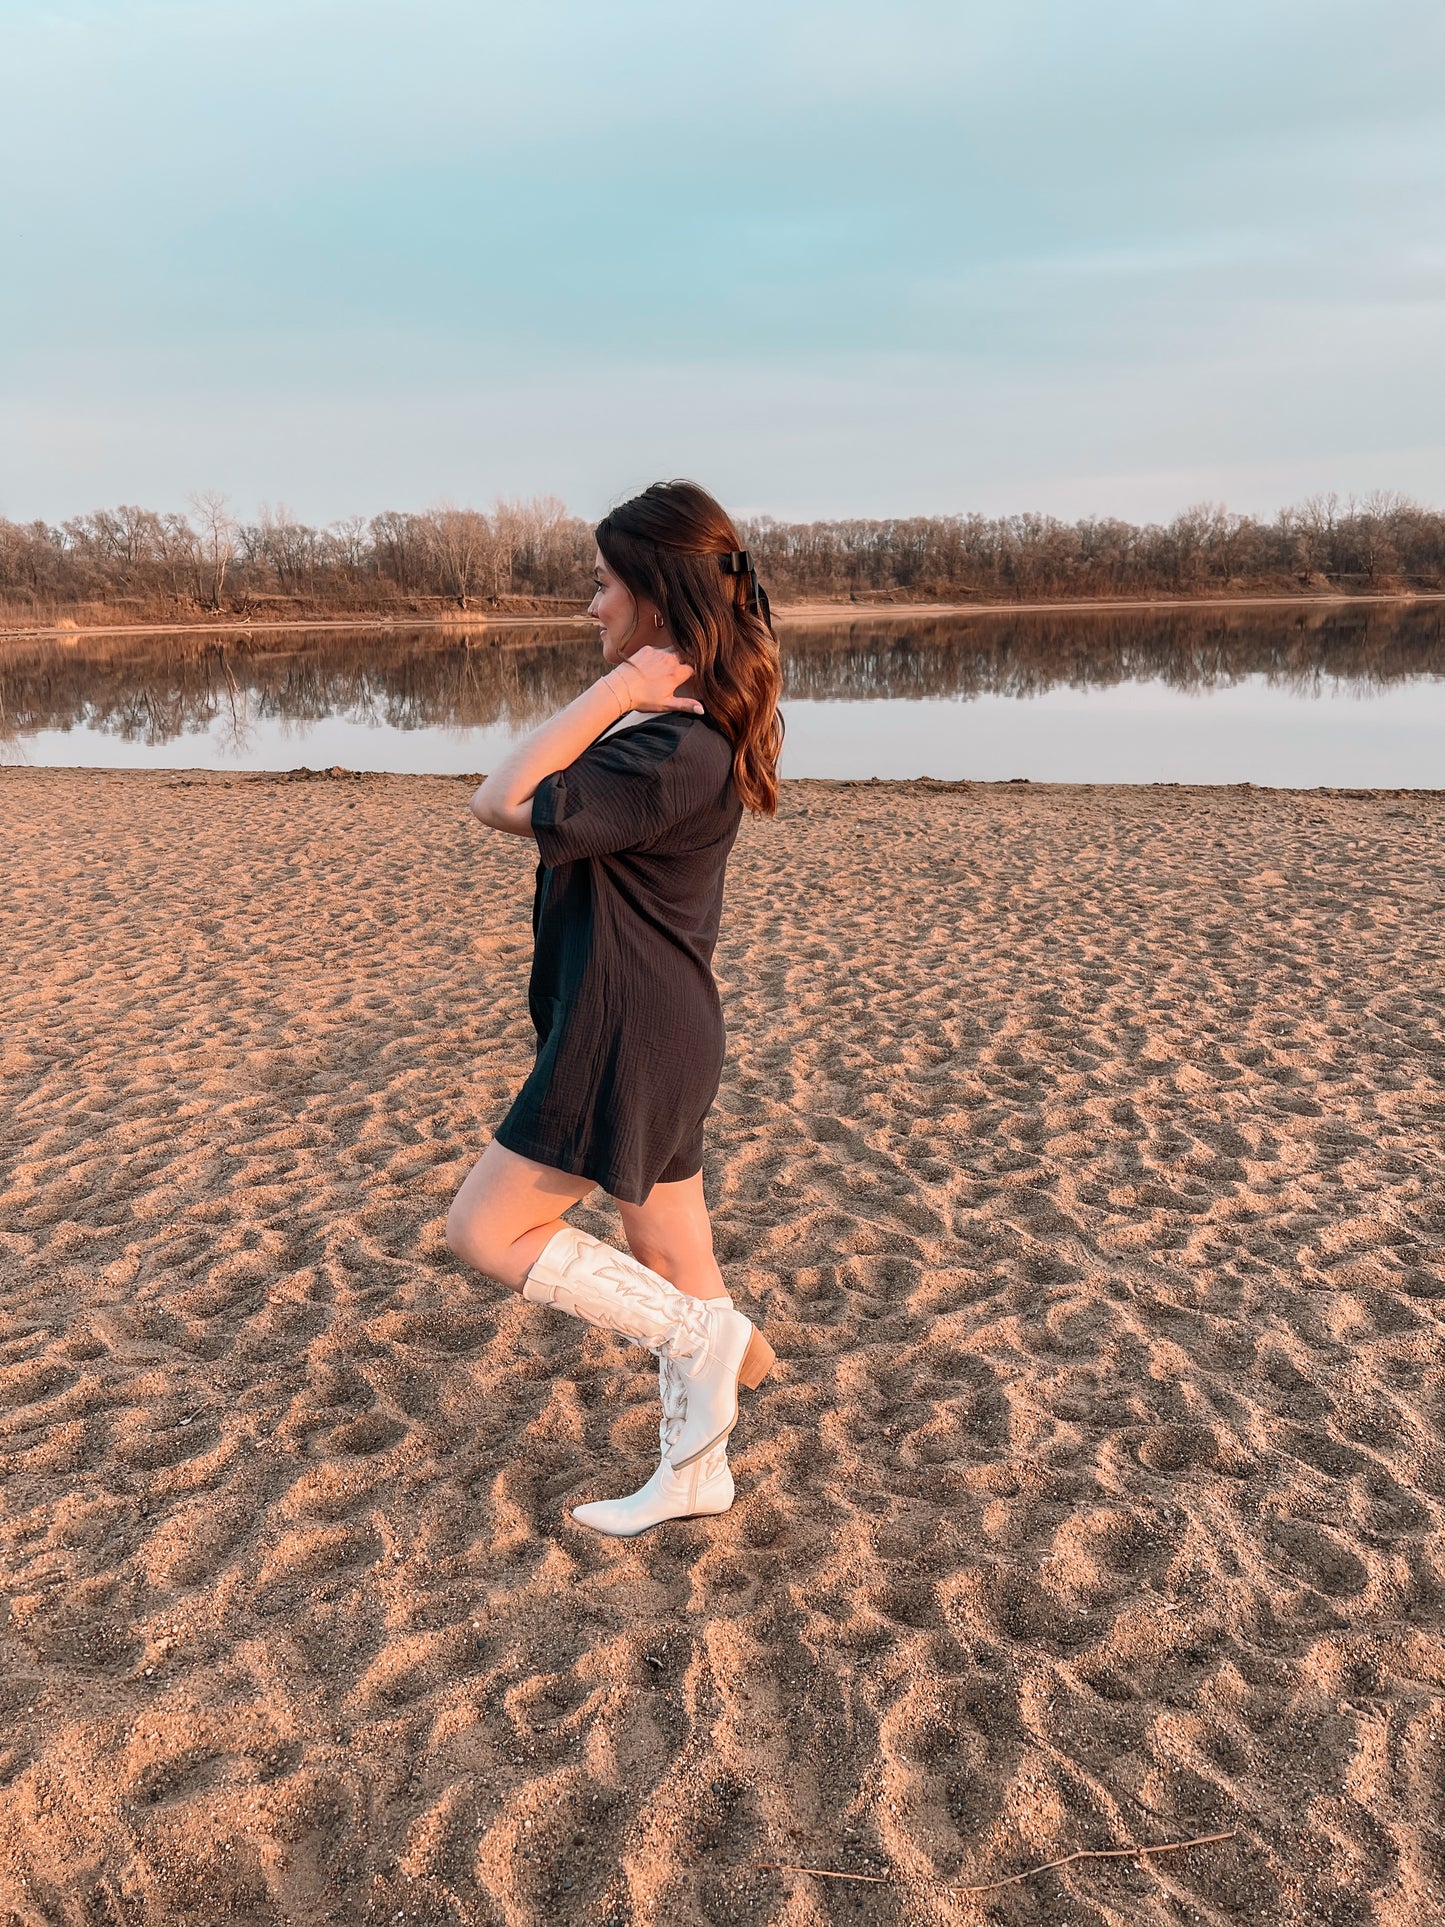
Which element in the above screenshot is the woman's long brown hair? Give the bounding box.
[595,480,784,815]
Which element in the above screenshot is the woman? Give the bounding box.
[445,479,783,1537]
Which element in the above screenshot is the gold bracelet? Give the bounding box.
[603,670,631,717]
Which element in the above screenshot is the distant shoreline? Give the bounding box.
[777,590,1445,624]
[3,588,1444,646]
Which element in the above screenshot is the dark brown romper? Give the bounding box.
[493,712,742,1204]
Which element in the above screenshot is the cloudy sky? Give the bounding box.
[3,0,1442,525]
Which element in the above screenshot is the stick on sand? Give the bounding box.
[753,1828,1237,1899]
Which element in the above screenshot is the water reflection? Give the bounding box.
[3,603,1443,783]
[0,627,595,750]
[780,603,1445,700]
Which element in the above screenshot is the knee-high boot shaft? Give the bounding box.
[522,1224,712,1356]
[522,1225,775,1472]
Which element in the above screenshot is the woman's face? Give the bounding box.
[589,548,647,665]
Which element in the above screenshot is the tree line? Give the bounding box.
[744,492,1445,602]
[2,489,1442,625]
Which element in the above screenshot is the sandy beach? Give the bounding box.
[1,769,1442,1926]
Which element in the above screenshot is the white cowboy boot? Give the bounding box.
[522,1227,774,1466]
[571,1348,735,1537]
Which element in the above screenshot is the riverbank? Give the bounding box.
[1,771,1440,1923]
[4,588,1445,645]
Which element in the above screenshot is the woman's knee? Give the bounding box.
[445,1192,501,1276]
[623,1202,711,1275]
[622,1219,722,1293]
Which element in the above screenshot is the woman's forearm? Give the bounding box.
[470,667,636,835]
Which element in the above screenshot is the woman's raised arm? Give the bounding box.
[469,648,703,837]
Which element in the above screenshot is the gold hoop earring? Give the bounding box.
[653,612,664,629]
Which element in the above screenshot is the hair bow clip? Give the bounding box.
[719,548,768,620]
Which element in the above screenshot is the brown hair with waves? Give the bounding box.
[595,479,784,816]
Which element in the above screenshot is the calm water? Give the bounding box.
[4,605,1442,786]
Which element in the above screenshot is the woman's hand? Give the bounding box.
[606,647,704,716]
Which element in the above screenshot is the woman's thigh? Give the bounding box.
[617,1172,726,1300]
[445,1139,594,1290]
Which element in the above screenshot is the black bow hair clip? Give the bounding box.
[719,548,772,627]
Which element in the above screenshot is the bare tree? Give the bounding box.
[249,502,320,592]
[488,499,525,599]
[327,515,370,579]
[370,511,426,594]
[1353,489,1412,589]
[425,506,491,609]
[187,490,239,610]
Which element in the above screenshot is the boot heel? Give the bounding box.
[738,1329,775,1391]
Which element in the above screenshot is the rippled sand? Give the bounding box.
[1,769,1442,1925]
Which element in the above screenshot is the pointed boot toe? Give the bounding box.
[569,1450,735,1538]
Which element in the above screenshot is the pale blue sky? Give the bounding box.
[3,0,1442,524]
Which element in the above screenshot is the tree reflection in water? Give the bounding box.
[3,604,1443,748]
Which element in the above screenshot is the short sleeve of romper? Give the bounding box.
[492,713,742,1204]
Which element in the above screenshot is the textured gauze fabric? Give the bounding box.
[493,712,743,1203]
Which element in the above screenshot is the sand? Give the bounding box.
[1,769,1442,1926]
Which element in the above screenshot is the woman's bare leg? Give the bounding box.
[617,1171,727,1302]
[445,1140,595,1291]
